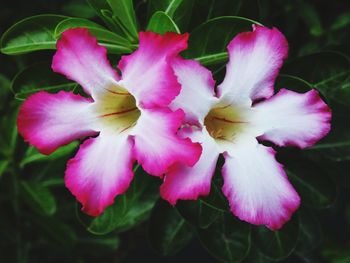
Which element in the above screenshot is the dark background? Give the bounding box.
[0,1,349,262]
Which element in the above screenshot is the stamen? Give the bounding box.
[103,87,132,96]
[119,122,137,134]
[98,107,138,118]
[204,105,249,142]
[212,117,247,124]
[95,85,140,133]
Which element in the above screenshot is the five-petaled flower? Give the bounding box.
[160,25,331,230]
[17,28,202,216]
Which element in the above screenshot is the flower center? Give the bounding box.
[204,104,248,143]
[95,85,140,133]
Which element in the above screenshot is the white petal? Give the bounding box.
[252,89,331,148]
[217,25,288,106]
[52,28,120,100]
[65,132,134,216]
[118,32,188,108]
[170,58,218,124]
[222,137,300,230]
[17,91,98,155]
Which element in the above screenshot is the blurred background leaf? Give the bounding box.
[0,0,349,262]
[184,16,261,65]
[148,199,194,256]
[252,215,300,261]
[197,213,251,262]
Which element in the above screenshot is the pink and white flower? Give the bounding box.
[160,25,331,230]
[17,28,201,216]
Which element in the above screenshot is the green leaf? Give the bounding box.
[297,2,323,37]
[20,181,57,216]
[79,236,120,250]
[61,1,96,19]
[176,199,219,229]
[187,0,260,28]
[148,200,194,256]
[0,160,9,178]
[276,74,313,93]
[29,214,77,247]
[184,16,261,66]
[304,125,350,163]
[0,106,18,157]
[107,0,138,41]
[288,169,337,209]
[307,141,350,162]
[283,51,350,105]
[295,209,322,253]
[20,141,78,168]
[54,18,133,54]
[0,15,67,55]
[41,178,64,187]
[146,11,180,34]
[147,0,194,30]
[252,215,299,261]
[330,12,350,31]
[198,213,251,262]
[199,180,230,212]
[154,0,184,17]
[0,74,11,90]
[11,61,76,100]
[86,0,119,31]
[0,74,11,110]
[322,246,350,263]
[87,168,159,234]
[195,52,229,66]
[241,248,274,263]
[86,0,138,41]
[282,153,337,209]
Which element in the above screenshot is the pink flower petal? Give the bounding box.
[170,58,217,124]
[253,89,331,148]
[217,25,288,106]
[17,91,98,155]
[52,28,119,99]
[118,32,189,108]
[222,138,300,230]
[131,108,202,176]
[65,133,134,216]
[160,128,219,205]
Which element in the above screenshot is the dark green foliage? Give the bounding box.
[148,200,194,256]
[0,0,349,262]
[197,213,251,262]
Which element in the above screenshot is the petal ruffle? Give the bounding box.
[118,32,188,108]
[222,138,300,230]
[217,25,288,106]
[170,58,217,124]
[131,108,202,176]
[65,133,134,216]
[52,28,119,99]
[252,89,331,148]
[17,91,98,155]
[160,128,219,205]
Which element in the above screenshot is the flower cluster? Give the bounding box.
[17,26,331,230]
